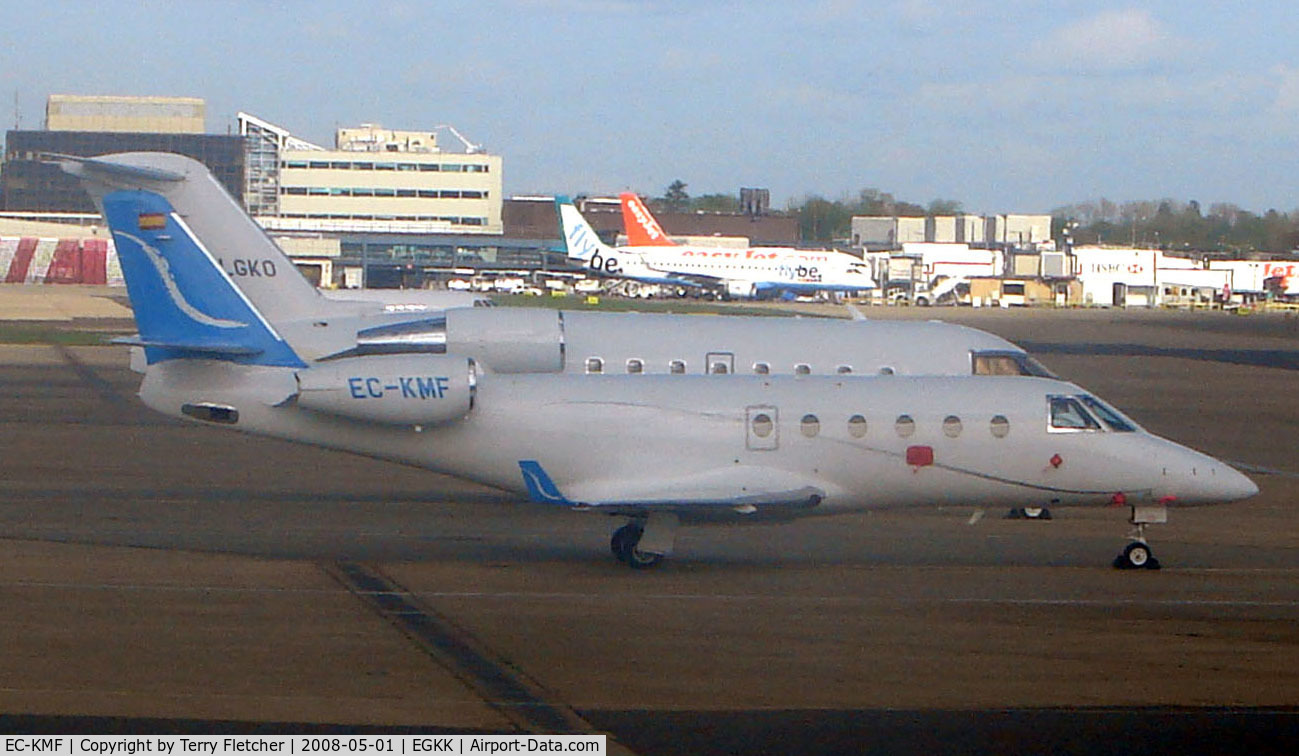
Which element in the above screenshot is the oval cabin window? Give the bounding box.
[847,414,868,438]
[895,414,916,437]
[800,414,820,437]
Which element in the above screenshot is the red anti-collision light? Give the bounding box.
[1049,454,1063,468]
[906,445,934,467]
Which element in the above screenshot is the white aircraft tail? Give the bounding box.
[555,196,646,278]
[619,192,676,246]
[56,152,326,325]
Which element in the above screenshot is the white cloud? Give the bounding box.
[1271,65,1299,114]
[1030,8,1179,73]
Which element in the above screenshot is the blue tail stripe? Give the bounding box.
[101,190,304,367]
[518,460,572,505]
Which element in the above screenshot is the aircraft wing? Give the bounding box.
[519,461,826,511]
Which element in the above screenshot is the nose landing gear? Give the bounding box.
[1113,504,1166,570]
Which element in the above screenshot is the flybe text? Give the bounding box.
[348,376,451,400]
[568,226,621,274]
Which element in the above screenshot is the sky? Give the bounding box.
[2,0,1298,214]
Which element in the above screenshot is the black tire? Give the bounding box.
[610,523,641,562]
[626,547,663,570]
[1115,541,1153,570]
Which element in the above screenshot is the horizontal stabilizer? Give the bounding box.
[110,335,263,356]
[44,153,185,183]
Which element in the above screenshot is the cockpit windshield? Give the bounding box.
[1048,395,1101,431]
[1078,395,1138,432]
[972,351,1058,378]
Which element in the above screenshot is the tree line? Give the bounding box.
[649,181,1299,253]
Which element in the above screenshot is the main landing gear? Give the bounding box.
[1113,504,1166,570]
[610,513,679,569]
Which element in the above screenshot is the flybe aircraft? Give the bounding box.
[560,196,876,299]
[58,152,1258,570]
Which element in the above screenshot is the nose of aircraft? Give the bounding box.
[1155,444,1260,504]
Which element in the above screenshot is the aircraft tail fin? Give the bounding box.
[84,182,304,367]
[55,153,325,326]
[619,192,676,246]
[554,195,615,262]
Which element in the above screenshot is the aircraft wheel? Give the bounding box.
[1114,541,1158,570]
[626,547,663,570]
[610,523,641,562]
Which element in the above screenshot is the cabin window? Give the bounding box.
[794,363,811,375]
[800,414,820,437]
[942,415,963,438]
[753,362,771,375]
[895,414,916,437]
[847,414,868,438]
[1048,396,1101,432]
[585,357,603,374]
[836,365,853,374]
[1079,395,1137,432]
[752,413,774,438]
[626,358,644,374]
[670,359,686,374]
[879,366,895,375]
[711,361,730,375]
[990,415,1010,438]
[972,351,1058,378]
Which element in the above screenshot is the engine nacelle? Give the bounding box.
[445,307,564,373]
[726,280,757,299]
[296,355,475,425]
[348,308,564,374]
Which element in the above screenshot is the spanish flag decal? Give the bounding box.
[138,213,167,230]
